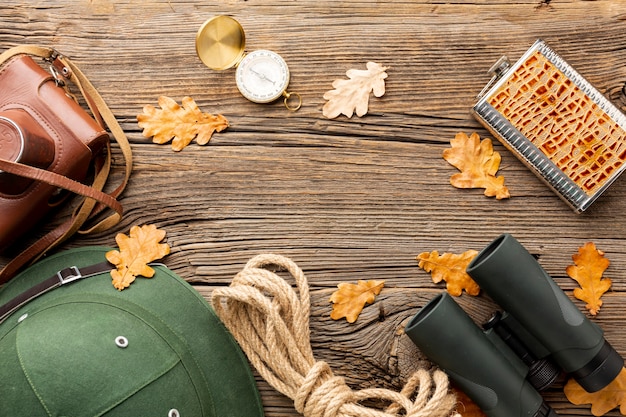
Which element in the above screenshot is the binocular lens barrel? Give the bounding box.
[467,233,623,393]
[406,293,556,417]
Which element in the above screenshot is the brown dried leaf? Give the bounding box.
[106,224,171,291]
[329,279,385,323]
[137,96,228,151]
[443,132,510,200]
[567,242,612,316]
[322,61,388,119]
[417,250,480,296]
[564,367,626,416]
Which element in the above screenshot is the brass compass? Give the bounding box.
[196,15,301,111]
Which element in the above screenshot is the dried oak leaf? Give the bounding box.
[564,367,626,416]
[567,242,612,316]
[443,132,510,200]
[329,279,385,323]
[137,96,228,151]
[322,61,388,119]
[417,250,480,296]
[106,224,171,291]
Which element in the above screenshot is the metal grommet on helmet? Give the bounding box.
[115,336,128,348]
[168,409,180,417]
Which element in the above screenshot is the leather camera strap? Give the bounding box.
[0,261,112,324]
[0,159,123,215]
[0,45,133,284]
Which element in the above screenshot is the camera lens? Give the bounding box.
[0,116,25,164]
[0,109,55,195]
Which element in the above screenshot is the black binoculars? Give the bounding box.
[405,233,623,417]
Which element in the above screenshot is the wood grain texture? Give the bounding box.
[2,0,626,415]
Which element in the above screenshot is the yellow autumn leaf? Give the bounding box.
[329,279,385,323]
[322,61,388,119]
[137,96,228,151]
[443,132,510,200]
[565,367,626,416]
[567,242,612,316]
[417,250,480,296]
[106,224,171,290]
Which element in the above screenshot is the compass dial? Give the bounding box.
[236,50,290,103]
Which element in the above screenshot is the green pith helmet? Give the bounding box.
[0,247,264,417]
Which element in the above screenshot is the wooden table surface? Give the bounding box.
[3,1,626,416]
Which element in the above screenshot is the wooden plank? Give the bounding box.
[2,1,626,416]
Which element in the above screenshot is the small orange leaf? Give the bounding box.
[566,242,612,316]
[564,367,626,416]
[329,279,385,323]
[138,96,228,151]
[443,132,510,200]
[322,62,388,119]
[106,224,171,290]
[417,250,480,296]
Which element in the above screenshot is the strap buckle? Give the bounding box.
[57,266,82,285]
[43,48,61,63]
[44,49,77,101]
[44,49,66,83]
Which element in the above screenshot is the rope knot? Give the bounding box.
[295,361,353,417]
[212,254,460,417]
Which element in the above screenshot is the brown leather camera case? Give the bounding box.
[0,55,109,249]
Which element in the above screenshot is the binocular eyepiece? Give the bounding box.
[405,233,624,417]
